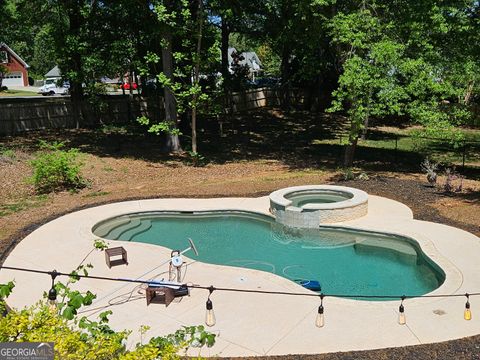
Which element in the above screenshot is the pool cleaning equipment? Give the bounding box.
[89,238,199,308]
[169,238,199,282]
[282,265,322,291]
[294,279,322,291]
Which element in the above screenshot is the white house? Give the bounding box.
[228,47,263,80]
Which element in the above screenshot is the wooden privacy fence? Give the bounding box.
[0,88,306,136]
[0,96,165,136]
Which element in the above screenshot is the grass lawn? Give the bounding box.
[312,125,480,170]
[0,89,39,97]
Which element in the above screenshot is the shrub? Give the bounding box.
[0,146,16,164]
[341,167,355,181]
[420,158,438,187]
[29,141,86,193]
[188,151,206,167]
[0,86,8,91]
[443,167,463,193]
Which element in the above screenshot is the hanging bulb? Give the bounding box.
[315,305,325,328]
[315,294,325,328]
[205,286,216,327]
[398,296,406,325]
[48,270,58,312]
[205,298,216,327]
[464,294,472,321]
[48,287,57,311]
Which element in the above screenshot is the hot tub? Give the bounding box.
[269,185,368,228]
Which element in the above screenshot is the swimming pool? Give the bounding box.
[93,211,444,299]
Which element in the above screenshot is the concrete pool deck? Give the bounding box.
[1,195,480,357]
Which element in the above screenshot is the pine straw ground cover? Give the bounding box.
[0,115,479,359]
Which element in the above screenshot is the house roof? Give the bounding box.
[45,65,61,78]
[0,42,30,68]
[228,47,262,71]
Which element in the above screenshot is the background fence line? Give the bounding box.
[0,88,307,136]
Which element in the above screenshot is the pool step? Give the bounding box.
[108,219,142,239]
[94,218,131,238]
[122,219,152,240]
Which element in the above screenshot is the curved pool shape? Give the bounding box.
[269,185,368,227]
[93,211,444,299]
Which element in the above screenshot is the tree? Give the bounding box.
[0,65,9,89]
[327,0,479,166]
[140,0,219,157]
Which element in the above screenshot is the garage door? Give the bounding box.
[2,72,23,86]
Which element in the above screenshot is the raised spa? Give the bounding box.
[93,211,444,299]
[269,185,368,228]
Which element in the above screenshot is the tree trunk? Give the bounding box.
[463,80,475,105]
[343,136,358,167]
[161,31,181,152]
[66,2,84,129]
[361,114,369,140]
[220,16,233,116]
[280,46,291,109]
[191,0,204,157]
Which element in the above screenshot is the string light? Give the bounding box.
[315,293,325,328]
[0,265,479,327]
[464,293,472,321]
[205,286,216,327]
[48,270,58,311]
[398,295,406,325]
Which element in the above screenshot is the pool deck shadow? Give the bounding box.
[0,195,479,357]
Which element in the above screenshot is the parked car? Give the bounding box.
[252,77,281,88]
[119,82,138,90]
[38,78,70,96]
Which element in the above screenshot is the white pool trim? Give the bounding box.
[1,194,479,357]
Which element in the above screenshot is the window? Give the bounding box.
[0,51,8,64]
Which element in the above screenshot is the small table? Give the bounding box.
[146,286,175,307]
[105,246,128,268]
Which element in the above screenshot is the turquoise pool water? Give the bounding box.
[285,190,353,207]
[93,211,444,299]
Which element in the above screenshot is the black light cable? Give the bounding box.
[1,265,479,326]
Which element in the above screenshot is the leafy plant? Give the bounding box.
[29,141,86,193]
[188,151,206,167]
[443,167,463,193]
[420,158,438,187]
[0,281,15,314]
[341,167,355,181]
[357,172,369,181]
[0,146,16,163]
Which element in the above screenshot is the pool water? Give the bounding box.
[285,190,353,207]
[94,212,444,299]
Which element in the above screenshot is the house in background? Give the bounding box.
[44,65,62,81]
[0,42,30,87]
[228,47,262,80]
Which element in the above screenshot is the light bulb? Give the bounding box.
[48,299,57,312]
[398,304,406,325]
[47,286,57,312]
[464,301,472,321]
[205,299,216,327]
[315,305,324,328]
